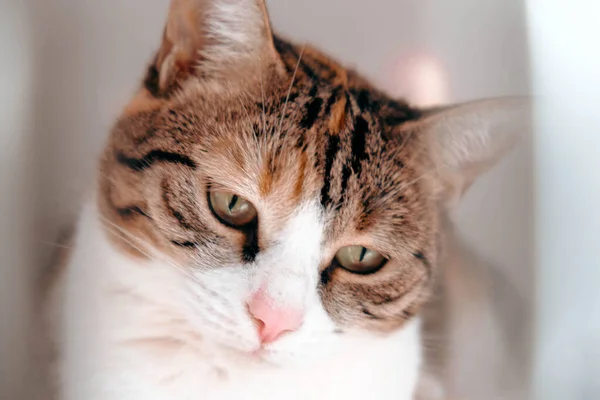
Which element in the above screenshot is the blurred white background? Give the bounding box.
[0,0,597,399]
[528,1,600,399]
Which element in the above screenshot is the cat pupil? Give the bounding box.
[359,247,367,263]
[228,195,239,211]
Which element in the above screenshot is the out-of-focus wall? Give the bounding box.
[1,0,532,398]
[0,1,35,398]
[30,0,170,260]
[528,1,600,399]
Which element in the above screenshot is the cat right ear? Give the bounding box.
[416,97,533,208]
[146,0,278,96]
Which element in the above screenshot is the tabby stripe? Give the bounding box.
[401,308,417,319]
[364,305,416,320]
[275,36,319,81]
[299,83,322,129]
[413,251,432,277]
[117,150,197,171]
[368,291,424,311]
[106,181,151,220]
[320,264,335,286]
[367,259,429,306]
[350,116,369,176]
[362,307,383,320]
[355,88,371,111]
[369,291,409,306]
[301,53,338,80]
[296,54,319,81]
[171,240,198,248]
[161,180,198,232]
[335,93,354,204]
[339,165,351,203]
[320,134,341,208]
[352,87,382,114]
[383,100,420,125]
[323,87,342,115]
[300,97,324,129]
[241,224,260,263]
[273,36,298,74]
[295,132,306,150]
[143,61,164,98]
[338,115,369,201]
[307,83,319,97]
[116,205,150,219]
[278,91,300,109]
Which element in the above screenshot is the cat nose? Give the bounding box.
[248,288,304,344]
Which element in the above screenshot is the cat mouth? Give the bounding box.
[249,346,276,362]
[218,341,277,364]
[246,346,286,366]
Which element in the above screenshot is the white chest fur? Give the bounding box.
[55,202,423,400]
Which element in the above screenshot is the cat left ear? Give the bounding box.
[417,97,532,207]
[150,0,278,96]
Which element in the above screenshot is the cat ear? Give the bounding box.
[150,0,277,95]
[418,97,532,207]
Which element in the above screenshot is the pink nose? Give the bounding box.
[248,288,304,344]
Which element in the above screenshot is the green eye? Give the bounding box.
[209,190,257,227]
[335,245,386,274]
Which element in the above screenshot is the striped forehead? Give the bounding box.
[109,36,424,244]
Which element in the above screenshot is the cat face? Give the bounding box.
[97,0,529,363]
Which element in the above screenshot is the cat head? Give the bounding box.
[98,0,530,364]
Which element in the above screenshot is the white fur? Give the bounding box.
[56,198,422,400]
[201,0,269,68]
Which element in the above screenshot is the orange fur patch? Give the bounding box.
[291,151,307,204]
[123,89,164,117]
[328,96,348,134]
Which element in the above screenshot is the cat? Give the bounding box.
[41,0,531,399]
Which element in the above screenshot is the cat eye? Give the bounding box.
[335,245,386,274]
[209,190,257,227]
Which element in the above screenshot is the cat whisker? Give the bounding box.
[40,240,72,249]
[183,286,238,324]
[162,247,245,311]
[234,93,256,136]
[277,44,305,137]
[99,221,249,345]
[180,268,241,309]
[170,260,236,305]
[183,306,255,347]
[184,309,243,341]
[100,221,161,263]
[258,57,267,136]
[98,216,189,275]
